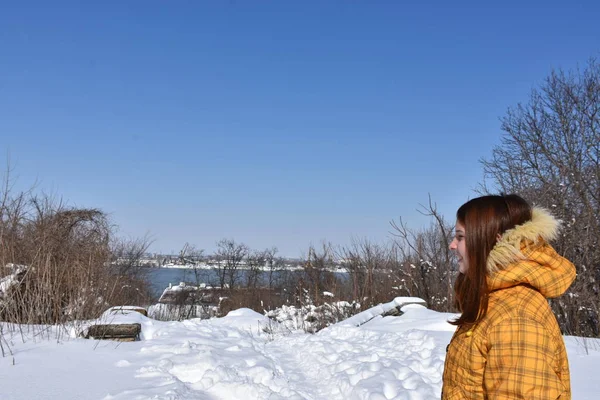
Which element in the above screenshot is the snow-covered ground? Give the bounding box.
[1,300,599,399]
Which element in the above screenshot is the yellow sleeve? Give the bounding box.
[484,317,566,399]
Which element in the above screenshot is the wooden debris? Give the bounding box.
[86,323,141,342]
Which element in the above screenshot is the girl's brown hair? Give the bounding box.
[451,194,532,326]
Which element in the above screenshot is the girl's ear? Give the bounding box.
[496,233,502,242]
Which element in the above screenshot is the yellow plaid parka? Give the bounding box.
[442,208,576,399]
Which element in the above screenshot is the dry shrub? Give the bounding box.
[0,174,153,337]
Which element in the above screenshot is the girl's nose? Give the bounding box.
[449,239,457,250]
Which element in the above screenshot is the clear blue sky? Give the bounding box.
[1,1,599,257]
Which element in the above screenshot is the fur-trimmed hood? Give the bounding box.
[487,207,560,272]
[486,207,576,298]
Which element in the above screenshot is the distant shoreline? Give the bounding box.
[141,264,311,272]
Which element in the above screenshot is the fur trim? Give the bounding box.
[486,207,560,273]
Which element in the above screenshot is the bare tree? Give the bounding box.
[302,242,338,305]
[214,239,249,290]
[246,249,266,289]
[109,234,155,305]
[263,247,279,292]
[481,58,600,336]
[184,244,206,288]
[340,238,390,304]
[390,196,455,311]
[111,235,153,273]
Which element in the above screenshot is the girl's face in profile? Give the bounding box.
[450,221,468,274]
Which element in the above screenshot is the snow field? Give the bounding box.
[2,300,600,399]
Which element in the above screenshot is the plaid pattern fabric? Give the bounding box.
[442,242,575,399]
